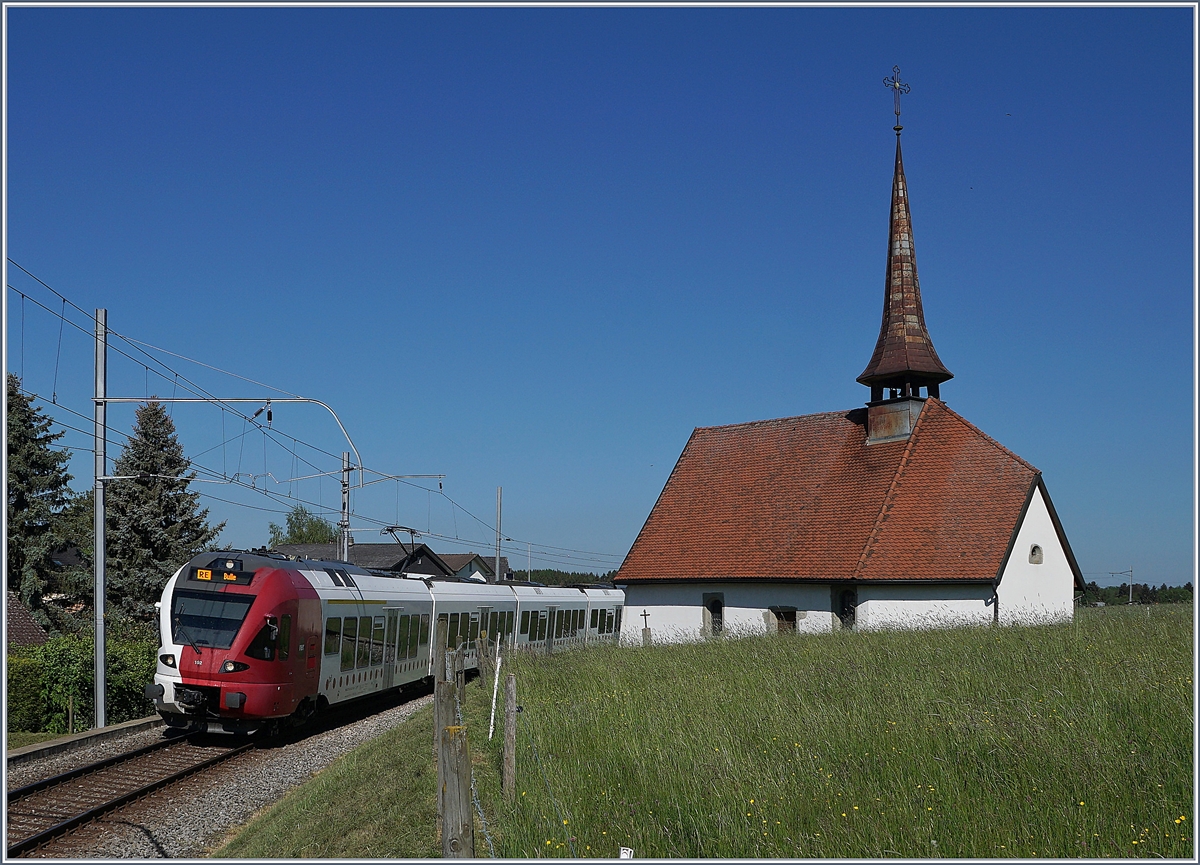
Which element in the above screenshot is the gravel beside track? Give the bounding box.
[7,728,172,791]
[10,693,433,859]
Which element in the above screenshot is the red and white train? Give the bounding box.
[146,550,624,734]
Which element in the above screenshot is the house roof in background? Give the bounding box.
[7,593,48,647]
[618,399,1079,585]
[441,553,511,576]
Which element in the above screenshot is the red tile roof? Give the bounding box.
[7,592,49,647]
[618,399,1052,583]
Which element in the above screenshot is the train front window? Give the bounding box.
[171,589,255,650]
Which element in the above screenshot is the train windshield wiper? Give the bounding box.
[174,616,203,655]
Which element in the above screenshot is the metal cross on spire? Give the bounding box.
[883,65,910,134]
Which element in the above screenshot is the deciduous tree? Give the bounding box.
[268,504,337,546]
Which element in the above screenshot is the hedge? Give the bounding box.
[6,633,158,734]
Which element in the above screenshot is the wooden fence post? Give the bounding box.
[439,721,475,858]
[435,678,458,843]
[503,672,516,801]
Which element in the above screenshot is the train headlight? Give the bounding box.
[221,660,250,673]
[159,653,176,668]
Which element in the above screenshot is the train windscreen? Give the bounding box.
[171,589,256,650]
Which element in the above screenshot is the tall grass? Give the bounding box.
[462,605,1193,858]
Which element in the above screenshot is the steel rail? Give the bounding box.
[6,740,253,858]
[6,733,189,804]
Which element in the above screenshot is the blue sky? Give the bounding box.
[5,6,1194,583]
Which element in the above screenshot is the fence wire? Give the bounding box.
[455,665,498,858]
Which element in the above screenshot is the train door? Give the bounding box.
[383,609,399,689]
[466,611,481,666]
[305,634,318,680]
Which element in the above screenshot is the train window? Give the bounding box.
[615,608,622,632]
[575,609,583,634]
[555,611,565,640]
[520,610,530,636]
[448,613,460,648]
[489,612,499,641]
[246,620,278,660]
[505,610,514,636]
[279,616,292,661]
[419,614,430,645]
[468,614,480,644]
[397,616,410,661]
[171,589,256,650]
[357,618,372,668]
[385,615,398,665]
[537,612,548,642]
[324,568,345,587]
[341,618,357,672]
[325,618,342,655]
[371,617,385,665]
[407,617,420,658]
[590,608,598,630]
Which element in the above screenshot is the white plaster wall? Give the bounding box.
[856,583,993,631]
[996,486,1076,625]
[619,582,835,645]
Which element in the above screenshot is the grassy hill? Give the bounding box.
[215,605,1192,858]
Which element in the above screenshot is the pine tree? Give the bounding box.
[6,374,75,623]
[105,400,224,619]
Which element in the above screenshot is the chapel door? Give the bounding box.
[838,590,857,630]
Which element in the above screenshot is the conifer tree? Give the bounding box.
[106,400,224,619]
[6,374,74,623]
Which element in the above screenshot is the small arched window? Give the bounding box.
[1029,544,1044,565]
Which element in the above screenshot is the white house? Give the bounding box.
[616,130,1083,641]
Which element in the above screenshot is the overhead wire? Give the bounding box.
[7,275,348,474]
[9,264,627,571]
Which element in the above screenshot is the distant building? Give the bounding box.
[7,593,48,648]
[617,125,1083,640]
[273,543,509,581]
[441,553,513,582]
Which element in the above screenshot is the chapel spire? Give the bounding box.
[857,68,953,403]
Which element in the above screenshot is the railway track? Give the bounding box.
[6,733,252,858]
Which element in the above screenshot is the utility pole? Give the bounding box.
[93,309,107,729]
[505,537,533,581]
[341,452,351,562]
[494,487,502,584]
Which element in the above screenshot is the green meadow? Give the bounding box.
[215,604,1193,858]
